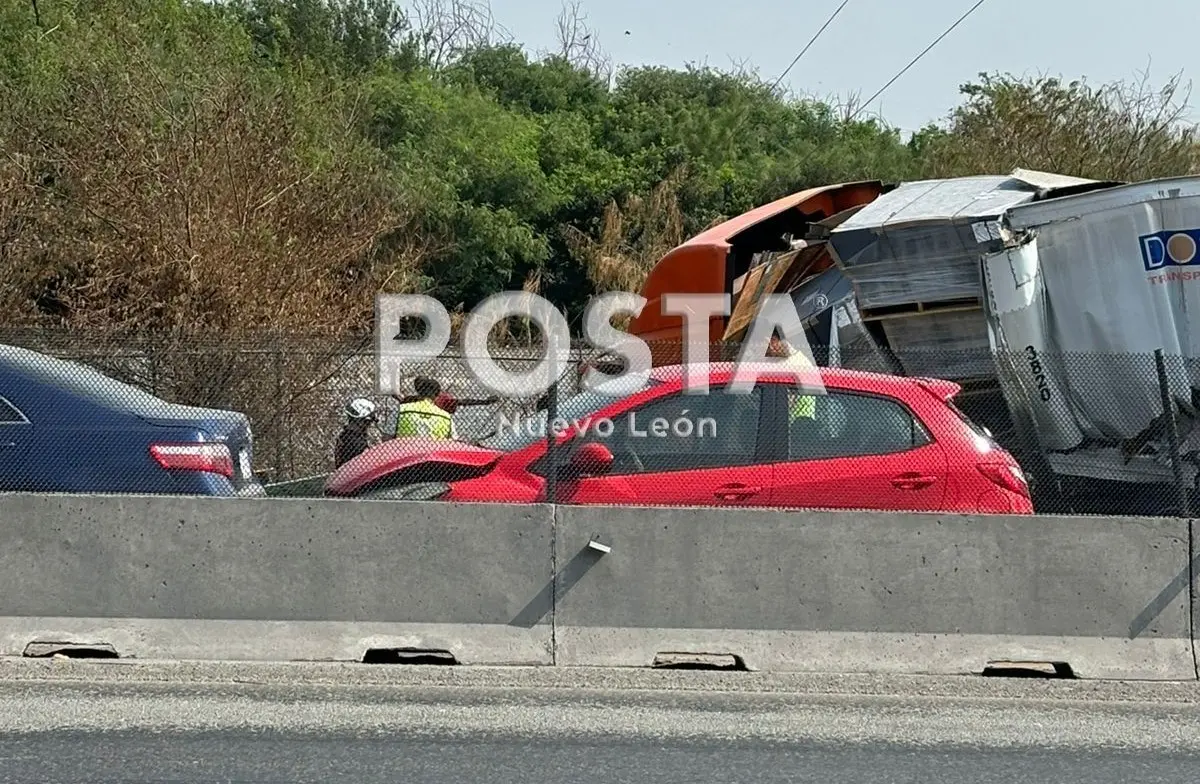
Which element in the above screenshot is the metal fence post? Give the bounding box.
[149,347,160,397]
[273,347,284,480]
[1154,348,1190,517]
[545,378,559,505]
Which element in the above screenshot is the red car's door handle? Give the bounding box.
[714,483,762,501]
[891,473,937,490]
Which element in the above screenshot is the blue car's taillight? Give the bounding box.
[150,442,234,478]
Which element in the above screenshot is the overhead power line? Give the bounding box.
[849,0,989,121]
[770,0,851,91]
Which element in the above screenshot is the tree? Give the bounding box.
[224,0,420,74]
[14,0,1192,339]
[406,0,507,70]
[919,70,1200,182]
[551,1,611,83]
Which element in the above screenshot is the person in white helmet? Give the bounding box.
[335,397,381,468]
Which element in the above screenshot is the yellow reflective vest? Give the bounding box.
[790,393,816,420]
[780,343,817,420]
[394,398,454,439]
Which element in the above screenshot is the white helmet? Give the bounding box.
[345,398,377,420]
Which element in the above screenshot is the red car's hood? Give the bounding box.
[325,438,504,495]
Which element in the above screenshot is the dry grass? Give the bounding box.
[0,65,424,334]
[565,166,688,330]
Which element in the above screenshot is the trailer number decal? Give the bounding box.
[1024,346,1053,403]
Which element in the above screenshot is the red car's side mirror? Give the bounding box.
[567,442,614,477]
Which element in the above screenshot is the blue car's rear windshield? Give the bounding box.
[0,345,172,416]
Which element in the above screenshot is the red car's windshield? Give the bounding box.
[477,376,661,452]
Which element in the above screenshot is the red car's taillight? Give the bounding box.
[977,462,1030,498]
[150,443,234,478]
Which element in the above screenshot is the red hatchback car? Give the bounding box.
[324,363,1034,514]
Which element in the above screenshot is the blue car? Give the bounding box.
[0,343,265,496]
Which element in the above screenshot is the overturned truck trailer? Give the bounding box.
[824,170,1111,379]
[818,170,1117,455]
[983,176,1200,508]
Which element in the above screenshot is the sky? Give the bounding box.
[480,0,1199,134]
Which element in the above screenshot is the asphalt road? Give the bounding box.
[2,661,1200,783]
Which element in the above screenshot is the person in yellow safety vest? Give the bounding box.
[394,376,458,440]
[770,337,817,422]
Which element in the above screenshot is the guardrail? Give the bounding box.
[0,493,1195,680]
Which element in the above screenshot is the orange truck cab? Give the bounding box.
[628,181,887,366]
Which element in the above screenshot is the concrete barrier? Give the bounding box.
[553,506,1195,680]
[0,494,555,664]
[2,493,1194,680]
[1191,518,1200,678]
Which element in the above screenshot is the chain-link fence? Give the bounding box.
[3,328,1200,518]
